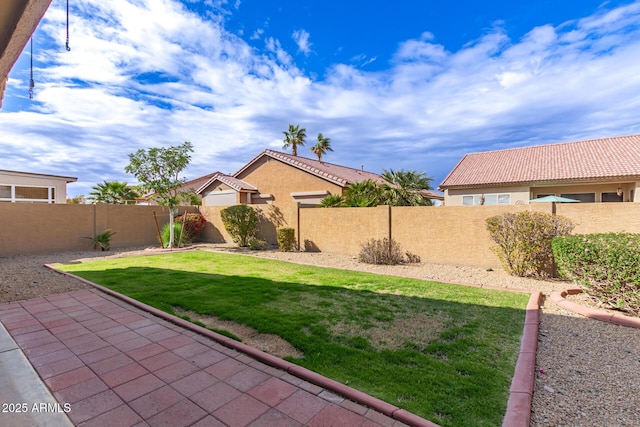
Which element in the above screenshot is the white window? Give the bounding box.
[0,184,56,203]
[462,195,481,206]
[462,194,510,206]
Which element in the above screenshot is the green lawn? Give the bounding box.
[59,251,528,427]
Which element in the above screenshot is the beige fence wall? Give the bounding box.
[0,204,197,256]
[4,202,640,267]
[296,203,640,269]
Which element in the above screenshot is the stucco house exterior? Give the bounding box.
[197,149,393,208]
[0,169,77,203]
[439,134,640,206]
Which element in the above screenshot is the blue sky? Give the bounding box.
[2,0,640,198]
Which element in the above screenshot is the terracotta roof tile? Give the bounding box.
[237,150,386,187]
[178,172,220,194]
[195,173,257,194]
[439,134,640,189]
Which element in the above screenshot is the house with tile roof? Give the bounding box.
[439,134,640,206]
[197,149,435,207]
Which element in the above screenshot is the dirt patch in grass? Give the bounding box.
[331,313,451,350]
[172,307,303,359]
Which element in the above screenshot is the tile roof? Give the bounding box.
[439,134,640,189]
[196,173,257,194]
[236,149,386,187]
[178,172,220,193]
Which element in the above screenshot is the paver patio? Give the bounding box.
[0,289,419,426]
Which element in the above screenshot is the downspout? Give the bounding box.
[297,202,301,251]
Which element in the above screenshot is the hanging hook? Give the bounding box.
[29,37,35,99]
[65,0,71,51]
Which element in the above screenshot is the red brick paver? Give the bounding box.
[0,289,418,426]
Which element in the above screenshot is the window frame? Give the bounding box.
[0,184,56,203]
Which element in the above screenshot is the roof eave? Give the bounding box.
[440,175,640,191]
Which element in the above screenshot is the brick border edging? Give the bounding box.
[501,290,541,427]
[45,264,439,427]
[550,289,640,329]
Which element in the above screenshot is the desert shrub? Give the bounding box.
[176,213,207,241]
[277,227,296,252]
[359,238,407,265]
[248,237,268,251]
[486,211,574,277]
[220,205,259,247]
[161,222,190,248]
[553,233,640,316]
[405,251,421,263]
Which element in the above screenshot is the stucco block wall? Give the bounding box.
[299,206,389,253]
[0,204,195,256]
[556,203,640,234]
[199,204,286,245]
[391,205,528,268]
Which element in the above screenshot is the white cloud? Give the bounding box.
[292,29,312,55]
[2,0,640,197]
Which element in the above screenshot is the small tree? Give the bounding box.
[125,141,194,248]
[220,205,259,247]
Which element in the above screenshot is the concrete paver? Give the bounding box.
[0,289,415,426]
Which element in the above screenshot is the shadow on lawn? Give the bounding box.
[64,264,528,427]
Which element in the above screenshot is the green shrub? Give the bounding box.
[161,222,190,248]
[220,205,259,247]
[277,227,296,252]
[248,237,268,251]
[85,229,116,251]
[359,238,416,265]
[176,213,207,241]
[486,211,574,277]
[553,233,640,316]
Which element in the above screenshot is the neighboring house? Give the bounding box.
[197,150,386,207]
[141,172,220,205]
[439,134,640,205]
[197,149,443,207]
[0,169,77,203]
[1,0,52,108]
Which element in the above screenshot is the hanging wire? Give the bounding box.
[29,37,35,100]
[65,0,71,51]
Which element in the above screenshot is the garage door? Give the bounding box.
[203,190,237,206]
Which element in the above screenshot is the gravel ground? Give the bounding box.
[1,244,638,426]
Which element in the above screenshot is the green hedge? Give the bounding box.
[552,233,640,316]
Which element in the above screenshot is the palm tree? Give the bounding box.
[381,169,434,206]
[343,179,384,207]
[319,194,344,207]
[310,133,333,162]
[282,124,307,156]
[88,181,140,204]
